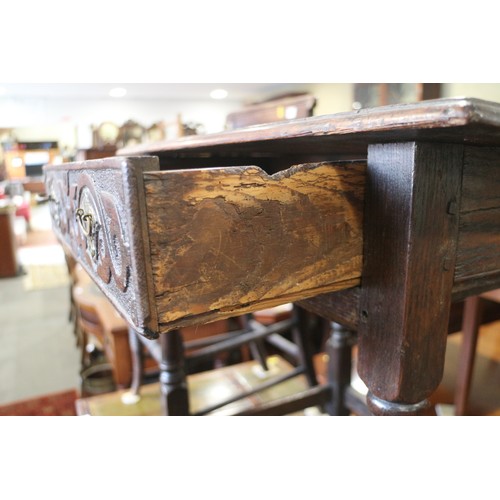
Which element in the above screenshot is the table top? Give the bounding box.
[118,97,500,158]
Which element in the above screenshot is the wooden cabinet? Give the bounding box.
[0,205,19,278]
[4,142,59,180]
[75,146,117,162]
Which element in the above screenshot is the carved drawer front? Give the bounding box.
[44,157,159,338]
[45,157,365,337]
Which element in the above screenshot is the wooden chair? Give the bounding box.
[71,267,258,398]
[454,289,500,415]
[64,252,79,341]
[71,270,157,393]
[72,279,113,396]
[109,303,324,416]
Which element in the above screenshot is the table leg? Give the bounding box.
[358,142,463,415]
[159,330,189,416]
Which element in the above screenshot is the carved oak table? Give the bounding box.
[45,98,500,415]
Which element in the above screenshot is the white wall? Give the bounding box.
[441,83,500,101]
[306,83,354,115]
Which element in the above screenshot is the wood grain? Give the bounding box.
[455,209,500,281]
[454,146,500,293]
[297,288,361,331]
[144,161,365,331]
[460,146,500,212]
[358,142,464,406]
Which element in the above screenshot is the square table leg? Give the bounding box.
[358,142,463,415]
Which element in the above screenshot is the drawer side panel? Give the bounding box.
[144,161,365,331]
[454,146,500,296]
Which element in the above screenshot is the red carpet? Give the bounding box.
[0,389,78,416]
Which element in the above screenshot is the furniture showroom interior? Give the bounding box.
[3,82,500,417]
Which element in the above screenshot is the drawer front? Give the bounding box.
[44,156,160,338]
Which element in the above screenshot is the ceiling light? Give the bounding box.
[210,88,228,100]
[109,87,127,98]
[0,86,6,96]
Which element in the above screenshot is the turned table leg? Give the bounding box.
[366,393,434,416]
[159,330,189,416]
[325,322,356,416]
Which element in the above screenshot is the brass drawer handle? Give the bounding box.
[76,208,101,259]
[75,208,95,237]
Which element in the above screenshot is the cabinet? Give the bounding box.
[0,205,19,278]
[75,146,117,162]
[3,142,59,180]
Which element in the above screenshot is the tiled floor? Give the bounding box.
[0,204,80,405]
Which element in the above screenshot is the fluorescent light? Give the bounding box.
[109,87,127,98]
[210,88,228,100]
[0,86,6,96]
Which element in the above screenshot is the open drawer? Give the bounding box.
[44,156,365,338]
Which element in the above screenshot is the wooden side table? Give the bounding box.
[45,97,500,415]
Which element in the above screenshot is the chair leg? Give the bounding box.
[128,327,144,396]
[249,340,269,370]
[79,324,88,371]
[325,322,356,416]
[455,296,484,416]
[292,306,319,388]
[241,314,269,370]
[159,330,190,416]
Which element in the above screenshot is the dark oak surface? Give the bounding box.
[119,98,500,159]
[358,142,463,404]
[454,147,500,296]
